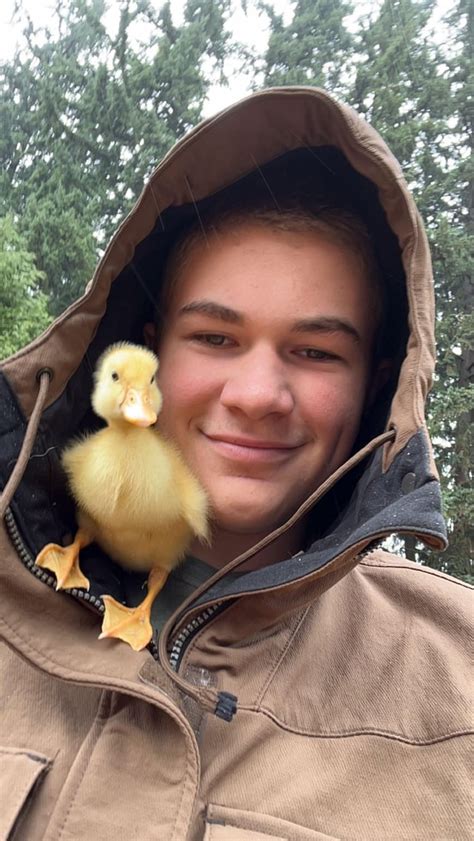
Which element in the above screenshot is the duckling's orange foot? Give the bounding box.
[35,543,90,591]
[99,596,153,652]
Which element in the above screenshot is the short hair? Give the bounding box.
[157,202,387,360]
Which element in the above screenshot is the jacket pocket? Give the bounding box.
[0,746,51,841]
[204,804,339,841]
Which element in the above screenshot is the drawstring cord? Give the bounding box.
[0,369,52,520]
[158,425,397,708]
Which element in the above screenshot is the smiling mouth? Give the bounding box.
[202,433,303,464]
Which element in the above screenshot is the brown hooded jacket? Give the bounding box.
[0,88,472,840]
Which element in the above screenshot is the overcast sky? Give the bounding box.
[0,0,291,116]
[0,0,453,118]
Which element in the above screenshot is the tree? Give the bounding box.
[0,216,50,360]
[351,0,472,581]
[255,0,355,95]
[1,0,231,315]
[425,0,473,581]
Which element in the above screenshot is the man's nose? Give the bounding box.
[220,344,295,419]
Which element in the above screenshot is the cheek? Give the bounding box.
[157,351,220,428]
[302,376,367,440]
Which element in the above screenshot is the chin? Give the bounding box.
[209,495,291,536]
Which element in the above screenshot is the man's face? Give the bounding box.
[156,224,378,536]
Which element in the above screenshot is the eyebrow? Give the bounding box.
[178,299,361,344]
[291,316,361,344]
[178,300,243,323]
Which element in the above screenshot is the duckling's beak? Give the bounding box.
[121,388,157,427]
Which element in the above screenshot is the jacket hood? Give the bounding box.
[0,88,447,693]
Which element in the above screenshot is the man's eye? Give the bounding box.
[298,348,337,361]
[193,333,231,347]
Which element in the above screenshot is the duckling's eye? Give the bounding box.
[111,371,119,381]
[150,375,155,384]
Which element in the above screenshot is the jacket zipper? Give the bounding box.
[165,602,225,671]
[162,539,384,672]
[4,506,223,669]
[4,506,383,675]
[4,507,106,615]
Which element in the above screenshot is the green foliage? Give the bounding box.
[255,0,355,93]
[0,216,50,359]
[350,0,473,580]
[22,182,97,313]
[425,0,472,580]
[352,0,452,213]
[1,0,231,316]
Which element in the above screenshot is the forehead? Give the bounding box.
[164,223,376,332]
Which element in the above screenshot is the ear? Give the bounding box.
[143,322,157,351]
[366,359,393,409]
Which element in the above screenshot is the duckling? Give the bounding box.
[36,342,209,651]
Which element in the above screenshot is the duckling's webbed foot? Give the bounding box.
[99,596,154,651]
[36,529,91,591]
[99,567,169,651]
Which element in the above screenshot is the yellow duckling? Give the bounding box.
[36,342,209,651]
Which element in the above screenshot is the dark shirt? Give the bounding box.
[124,556,241,634]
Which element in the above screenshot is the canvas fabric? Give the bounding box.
[0,87,471,840]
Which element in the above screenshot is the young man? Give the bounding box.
[0,88,471,840]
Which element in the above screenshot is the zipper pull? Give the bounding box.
[215,691,238,722]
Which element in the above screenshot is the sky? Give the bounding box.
[0,0,452,122]
[0,0,453,118]
[0,0,292,116]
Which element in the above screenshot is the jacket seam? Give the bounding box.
[360,558,472,588]
[170,747,196,841]
[255,607,311,708]
[56,690,111,840]
[240,706,473,745]
[180,600,310,712]
[0,612,197,720]
[206,802,322,837]
[179,597,288,704]
[52,689,195,841]
[0,614,202,816]
[1,752,50,841]
[349,121,424,433]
